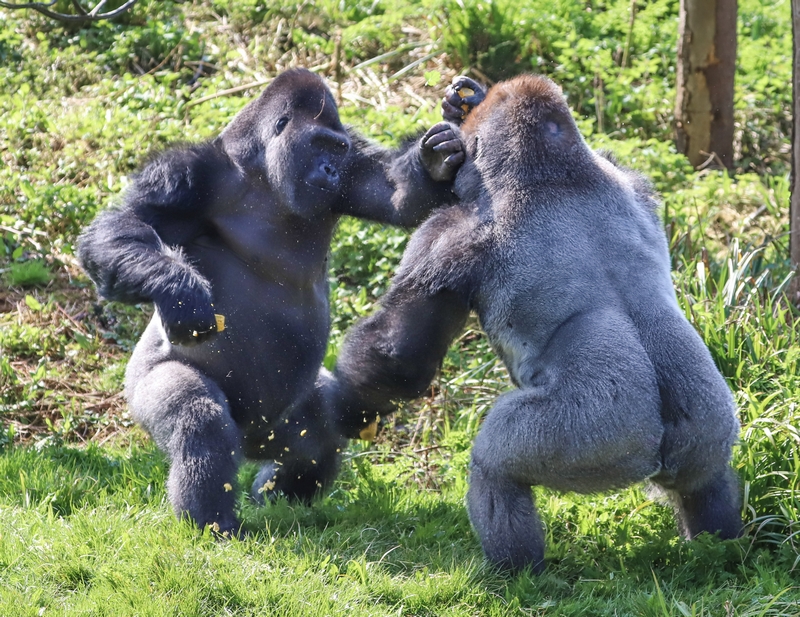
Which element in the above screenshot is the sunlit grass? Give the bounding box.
[0,0,798,614]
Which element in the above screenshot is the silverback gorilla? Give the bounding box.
[77,68,465,535]
[330,74,742,571]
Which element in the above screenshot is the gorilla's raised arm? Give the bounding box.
[335,122,464,227]
[77,144,231,344]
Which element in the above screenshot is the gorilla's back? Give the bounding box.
[474,165,676,387]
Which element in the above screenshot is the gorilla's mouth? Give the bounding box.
[304,179,337,193]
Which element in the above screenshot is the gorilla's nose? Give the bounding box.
[306,158,341,192]
[322,162,339,180]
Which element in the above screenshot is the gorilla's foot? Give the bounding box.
[251,455,340,505]
[466,460,545,573]
[669,466,743,541]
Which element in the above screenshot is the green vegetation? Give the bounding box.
[0,0,798,614]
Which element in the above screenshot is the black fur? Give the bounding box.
[77,68,464,534]
[330,74,742,571]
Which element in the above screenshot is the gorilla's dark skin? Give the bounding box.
[331,74,742,572]
[77,68,464,534]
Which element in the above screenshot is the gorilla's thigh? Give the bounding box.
[126,360,243,531]
[637,311,740,493]
[474,310,663,493]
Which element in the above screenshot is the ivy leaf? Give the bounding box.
[424,70,442,87]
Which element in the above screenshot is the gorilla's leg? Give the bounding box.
[657,467,742,540]
[250,372,346,504]
[637,310,742,540]
[126,359,243,535]
[468,454,545,573]
[467,310,663,571]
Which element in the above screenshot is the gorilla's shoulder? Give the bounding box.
[596,149,660,213]
[129,142,231,209]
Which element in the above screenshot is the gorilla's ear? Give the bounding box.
[543,118,562,137]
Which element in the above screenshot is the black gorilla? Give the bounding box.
[329,75,742,571]
[77,68,464,535]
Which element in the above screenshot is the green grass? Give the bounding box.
[1,0,799,614]
[1,445,799,615]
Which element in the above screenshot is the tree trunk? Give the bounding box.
[791,0,800,303]
[674,0,737,169]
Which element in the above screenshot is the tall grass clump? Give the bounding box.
[670,224,799,564]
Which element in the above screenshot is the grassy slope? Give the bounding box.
[0,0,798,614]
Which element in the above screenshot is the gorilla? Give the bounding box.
[77,68,465,535]
[329,74,742,571]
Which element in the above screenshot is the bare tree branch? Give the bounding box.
[0,0,137,23]
[70,0,88,15]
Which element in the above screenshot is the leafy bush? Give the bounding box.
[4,260,52,288]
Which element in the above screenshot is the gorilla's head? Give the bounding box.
[458,74,592,197]
[220,68,351,218]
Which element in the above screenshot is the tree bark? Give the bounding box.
[674,0,738,169]
[791,0,800,303]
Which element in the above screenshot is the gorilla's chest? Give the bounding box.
[177,211,335,420]
[207,205,334,279]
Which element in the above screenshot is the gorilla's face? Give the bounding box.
[262,78,351,218]
[222,69,351,218]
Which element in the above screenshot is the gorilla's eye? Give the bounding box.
[275,117,290,135]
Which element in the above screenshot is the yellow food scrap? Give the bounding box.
[458,86,475,113]
[258,480,276,493]
[215,314,226,332]
[268,431,275,441]
[300,429,307,437]
[223,483,233,492]
[359,416,380,442]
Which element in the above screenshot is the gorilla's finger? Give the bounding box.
[442,99,465,122]
[423,121,454,136]
[450,75,485,95]
[443,151,465,167]
[432,139,463,153]
[425,130,458,149]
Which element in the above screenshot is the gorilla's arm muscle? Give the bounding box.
[77,144,230,341]
[335,130,459,227]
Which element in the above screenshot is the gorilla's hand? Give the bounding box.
[442,76,486,125]
[155,285,218,346]
[321,370,383,441]
[420,122,465,183]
